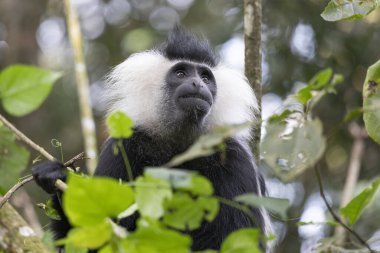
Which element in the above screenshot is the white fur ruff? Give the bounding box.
[104,50,258,141]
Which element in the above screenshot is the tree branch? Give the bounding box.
[335,123,367,244]
[0,153,85,208]
[315,166,373,252]
[0,113,55,161]
[244,0,262,161]
[63,0,98,174]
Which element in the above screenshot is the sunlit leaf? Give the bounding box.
[308,68,333,90]
[106,111,134,138]
[145,167,214,196]
[235,194,290,219]
[167,122,252,167]
[261,119,326,182]
[163,193,219,230]
[64,244,88,253]
[220,228,261,253]
[0,65,61,116]
[115,226,191,253]
[340,178,380,225]
[268,109,295,124]
[0,124,30,192]
[321,0,380,21]
[63,174,134,226]
[363,59,380,145]
[134,175,172,219]
[57,221,112,249]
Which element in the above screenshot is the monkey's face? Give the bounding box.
[165,62,217,124]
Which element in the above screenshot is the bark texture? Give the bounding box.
[244,0,262,160]
[0,203,50,253]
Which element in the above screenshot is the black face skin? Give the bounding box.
[165,61,217,126]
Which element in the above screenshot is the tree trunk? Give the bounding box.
[244,0,262,161]
[0,203,50,253]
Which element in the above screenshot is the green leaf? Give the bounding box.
[134,175,172,219]
[363,59,380,145]
[321,0,380,21]
[118,226,191,253]
[167,122,253,167]
[145,168,214,196]
[163,193,219,230]
[63,174,134,226]
[235,194,290,219]
[261,118,326,182]
[57,221,112,249]
[220,228,262,253]
[0,124,30,191]
[37,199,61,220]
[0,65,61,116]
[267,109,295,124]
[308,68,333,90]
[106,111,134,138]
[294,86,312,105]
[340,178,380,225]
[64,243,88,253]
[344,107,363,122]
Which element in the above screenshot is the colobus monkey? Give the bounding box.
[32,26,272,252]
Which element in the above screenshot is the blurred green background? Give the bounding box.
[0,0,379,252]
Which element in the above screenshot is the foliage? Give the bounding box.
[106,111,134,138]
[340,178,380,225]
[166,122,253,167]
[1,1,380,252]
[235,194,290,219]
[0,65,61,117]
[262,68,343,182]
[321,0,380,21]
[0,124,30,194]
[0,65,60,193]
[363,59,380,145]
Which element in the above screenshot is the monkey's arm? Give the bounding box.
[32,161,71,239]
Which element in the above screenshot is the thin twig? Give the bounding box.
[315,166,374,252]
[0,113,55,161]
[117,140,133,182]
[335,123,367,243]
[63,151,86,168]
[0,176,34,208]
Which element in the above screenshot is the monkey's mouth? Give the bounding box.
[178,93,212,106]
[177,93,212,113]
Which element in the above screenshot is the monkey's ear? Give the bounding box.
[32,161,66,194]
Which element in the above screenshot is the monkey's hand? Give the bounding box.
[32,161,66,194]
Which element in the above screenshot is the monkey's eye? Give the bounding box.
[201,75,210,84]
[175,70,186,78]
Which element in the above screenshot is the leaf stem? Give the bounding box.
[315,166,373,252]
[117,140,133,182]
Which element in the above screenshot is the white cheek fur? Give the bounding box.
[103,50,259,141]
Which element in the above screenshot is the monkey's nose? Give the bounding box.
[192,80,203,89]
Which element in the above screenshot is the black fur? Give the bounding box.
[32,128,265,251]
[160,26,217,67]
[31,27,267,252]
